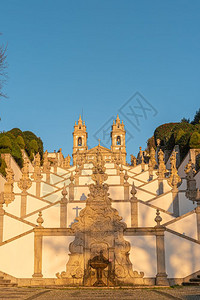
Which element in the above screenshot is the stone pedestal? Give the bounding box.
[36,181,41,198]
[158,179,164,195]
[20,191,27,218]
[69,183,74,201]
[130,198,138,227]
[155,228,169,286]
[32,230,43,278]
[124,183,129,200]
[172,186,179,217]
[46,172,50,184]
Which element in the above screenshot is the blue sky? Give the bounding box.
[0,0,200,162]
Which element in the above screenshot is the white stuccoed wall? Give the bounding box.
[0,233,34,278]
[167,213,197,239]
[3,215,33,241]
[149,193,173,213]
[42,236,74,278]
[178,193,196,215]
[165,231,200,278]
[112,202,131,227]
[138,202,174,227]
[125,236,157,277]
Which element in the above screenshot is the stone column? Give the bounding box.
[32,212,44,278]
[172,182,179,217]
[35,180,41,198]
[0,193,5,243]
[154,210,169,286]
[18,157,32,218]
[157,149,167,195]
[20,190,27,217]
[69,174,74,201]
[124,171,129,200]
[60,185,68,228]
[130,182,138,227]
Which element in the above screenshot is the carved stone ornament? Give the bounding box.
[56,154,144,286]
[167,151,181,188]
[4,165,15,206]
[18,157,32,192]
[156,149,167,179]
[31,153,42,182]
[43,150,51,173]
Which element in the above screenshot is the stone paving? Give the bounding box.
[0,286,200,300]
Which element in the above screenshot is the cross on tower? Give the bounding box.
[73,206,82,218]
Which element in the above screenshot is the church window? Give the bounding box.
[116,136,121,145]
[78,137,82,146]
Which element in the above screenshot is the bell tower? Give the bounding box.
[111,115,126,164]
[72,115,88,165]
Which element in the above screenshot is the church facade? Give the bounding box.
[0,116,200,287]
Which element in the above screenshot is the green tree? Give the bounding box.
[191,108,200,125]
[29,139,39,153]
[189,132,200,149]
[16,135,25,149]
[0,135,12,149]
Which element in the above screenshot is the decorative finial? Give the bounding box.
[154,209,162,227]
[62,183,68,197]
[130,182,137,199]
[124,170,129,183]
[37,211,44,228]
[98,139,101,146]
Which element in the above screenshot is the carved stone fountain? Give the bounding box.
[56,148,144,286]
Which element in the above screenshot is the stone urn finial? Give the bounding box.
[37,211,44,228]
[154,209,162,227]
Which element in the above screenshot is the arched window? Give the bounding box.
[116,136,121,145]
[78,137,82,146]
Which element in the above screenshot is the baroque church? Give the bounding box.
[0,115,200,287]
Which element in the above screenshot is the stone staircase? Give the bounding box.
[0,276,17,287]
[182,275,200,286]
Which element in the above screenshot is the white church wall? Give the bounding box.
[165,231,200,278]
[50,174,64,185]
[112,202,131,227]
[109,186,124,200]
[3,215,33,241]
[163,180,172,193]
[105,176,120,185]
[42,236,74,278]
[136,189,154,202]
[79,176,94,185]
[56,179,70,188]
[44,190,62,203]
[57,167,67,176]
[178,179,187,190]
[41,182,58,197]
[167,213,197,239]
[178,152,189,178]
[106,169,117,175]
[0,232,34,278]
[26,196,48,215]
[4,195,21,217]
[74,186,89,201]
[138,202,174,227]
[133,171,149,182]
[105,163,115,169]
[149,193,173,213]
[81,169,92,176]
[179,192,196,215]
[25,205,60,228]
[141,180,159,195]
[125,236,157,277]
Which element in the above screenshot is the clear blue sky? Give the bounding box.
[0,0,200,162]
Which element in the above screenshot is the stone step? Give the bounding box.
[0,279,11,284]
[190,278,200,282]
[182,282,200,286]
[0,283,17,287]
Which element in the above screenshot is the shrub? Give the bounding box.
[16,136,25,149]
[8,128,23,138]
[189,132,200,149]
[29,139,39,153]
[0,136,12,149]
[0,157,7,177]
